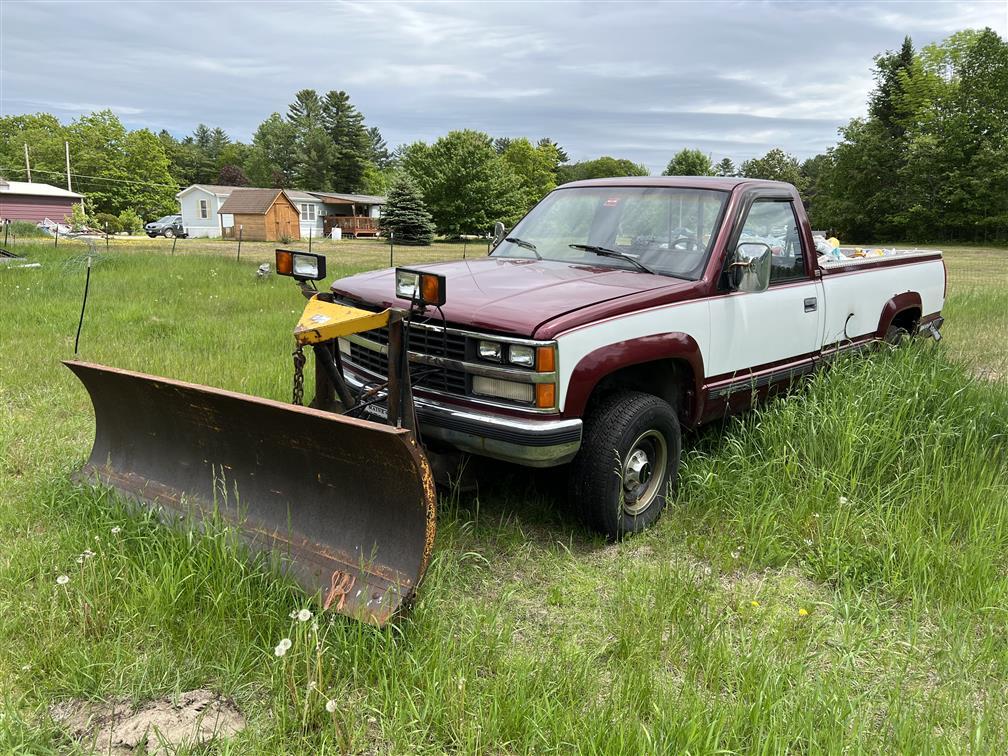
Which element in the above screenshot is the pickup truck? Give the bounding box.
[328,177,946,538]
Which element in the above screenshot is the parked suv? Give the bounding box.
[145,215,187,238]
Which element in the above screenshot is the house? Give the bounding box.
[175,184,236,238]
[286,190,327,240]
[0,179,83,223]
[217,188,301,241]
[176,183,387,239]
[312,192,385,238]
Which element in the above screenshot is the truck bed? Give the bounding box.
[819,248,942,272]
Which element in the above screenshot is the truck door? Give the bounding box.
[706,197,823,403]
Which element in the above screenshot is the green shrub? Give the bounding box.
[92,213,123,233]
[117,208,144,235]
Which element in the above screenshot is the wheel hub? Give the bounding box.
[621,429,668,517]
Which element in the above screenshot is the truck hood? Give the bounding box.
[330,258,690,337]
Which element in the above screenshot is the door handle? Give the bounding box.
[804,297,817,312]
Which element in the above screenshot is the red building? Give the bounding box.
[0,179,83,223]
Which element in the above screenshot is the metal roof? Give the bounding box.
[310,191,387,205]
[0,180,83,199]
[218,188,293,215]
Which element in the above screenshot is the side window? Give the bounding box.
[199,199,209,219]
[737,200,806,283]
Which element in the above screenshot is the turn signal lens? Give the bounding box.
[276,250,293,275]
[420,273,442,305]
[536,346,556,372]
[536,383,556,408]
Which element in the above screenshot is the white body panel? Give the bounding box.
[553,254,944,412]
[707,281,823,376]
[820,258,944,345]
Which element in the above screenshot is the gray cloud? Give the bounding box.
[2,0,1005,172]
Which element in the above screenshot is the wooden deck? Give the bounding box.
[324,216,380,238]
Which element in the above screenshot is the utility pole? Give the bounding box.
[65,141,72,191]
[23,143,31,182]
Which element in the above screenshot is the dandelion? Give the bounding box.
[289,610,299,620]
[111,526,122,535]
[839,496,849,505]
[325,699,338,713]
[76,556,84,564]
[750,600,760,608]
[308,680,317,689]
[274,645,287,657]
[56,575,69,585]
[799,608,809,617]
[278,638,292,652]
[297,608,312,622]
[731,549,741,560]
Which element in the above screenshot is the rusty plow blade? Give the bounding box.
[65,360,436,625]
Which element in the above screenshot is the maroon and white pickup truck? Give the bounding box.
[329,177,946,537]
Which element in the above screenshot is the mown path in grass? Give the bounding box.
[0,240,1006,753]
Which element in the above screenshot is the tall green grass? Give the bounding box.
[1,239,1007,752]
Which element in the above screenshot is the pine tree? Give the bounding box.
[715,157,736,176]
[321,90,370,192]
[379,174,435,245]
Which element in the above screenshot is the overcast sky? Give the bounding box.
[2,1,1006,172]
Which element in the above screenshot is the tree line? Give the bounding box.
[1,27,1003,242]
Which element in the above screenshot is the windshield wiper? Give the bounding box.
[504,237,541,259]
[569,244,655,274]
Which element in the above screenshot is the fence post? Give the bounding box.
[389,231,394,268]
[3,221,7,247]
[308,227,312,253]
[54,225,59,248]
[237,225,243,262]
[105,225,109,253]
[463,235,467,259]
[172,234,178,256]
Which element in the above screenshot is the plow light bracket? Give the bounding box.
[395,268,447,308]
[276,249,327,281]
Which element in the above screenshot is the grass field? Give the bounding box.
[0,237,1006,753]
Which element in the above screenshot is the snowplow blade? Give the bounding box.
[64,360,436,626]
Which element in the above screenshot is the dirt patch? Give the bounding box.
[50,688,245,755]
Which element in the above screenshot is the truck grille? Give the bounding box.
[347,323,469,396]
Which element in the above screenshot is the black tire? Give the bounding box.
[569,391,681,539]
[885,324,910,347]
[147,233,157,238]
[162,228,175,239]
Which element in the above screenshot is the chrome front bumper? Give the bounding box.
[342,370,582,467]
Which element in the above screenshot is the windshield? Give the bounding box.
[492,186,729,279]
[155,215,177,224]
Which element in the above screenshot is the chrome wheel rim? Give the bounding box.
[621,429,667,516]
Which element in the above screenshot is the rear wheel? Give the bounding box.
[569,391,681,539]
[885,324,910,347]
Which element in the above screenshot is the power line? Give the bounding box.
[0,166,183,190]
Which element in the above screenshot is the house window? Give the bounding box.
[300,203,316,222]
[199,199,208,219]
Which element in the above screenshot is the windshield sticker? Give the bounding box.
[604,197,620,207]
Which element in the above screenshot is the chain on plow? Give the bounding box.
[292,342,306,406]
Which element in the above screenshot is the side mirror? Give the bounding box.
[492,221,506,248]
[729,242,772,293]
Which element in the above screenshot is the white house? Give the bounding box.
[175,184,235,238]
[176,184,386,239]
[286,190,327,240]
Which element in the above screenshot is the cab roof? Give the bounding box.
[558,176,794,192]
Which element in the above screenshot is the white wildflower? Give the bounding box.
[297,608,312,622]
[289,610,299,620]
[839,496,849,505]
[325,699,338,713]
[56,575,69,585]
[274,645,287,657]
[278,638,292,652]
[76,556,84,564]
[308,680,317,689]
[111,526,122,535]
[730,550,741,560]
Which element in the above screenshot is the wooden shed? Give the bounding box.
[218,188,300,241]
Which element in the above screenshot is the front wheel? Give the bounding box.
[569,391,681,539]
[162,228,175,239]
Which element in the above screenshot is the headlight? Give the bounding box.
[508,344,535,368]
[478,340,502,362]
[472,376,534,403]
